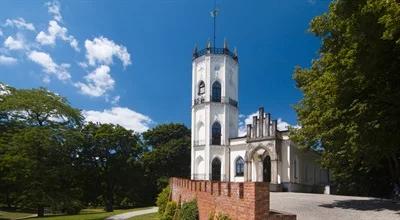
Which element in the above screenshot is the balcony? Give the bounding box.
[193,96,238,108]
[192,47,238,62]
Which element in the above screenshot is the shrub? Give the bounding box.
[156,185,171,215]
[161,201,177,220]
[179,199,199,220]
[64,200,83,215]
[208,210,231,220]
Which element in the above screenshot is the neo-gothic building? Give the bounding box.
[190,42,330,193]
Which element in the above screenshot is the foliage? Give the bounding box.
[156,186,171,216]
[292,0,400,197]
[161,201,177,220]
[142,123,191,198]
[78,122,142,212]
[179,200,199,220]
[0,83,192,214]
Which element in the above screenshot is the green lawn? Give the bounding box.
[0,209,34,220]
[30,208,147,220]
[127,213,158,220]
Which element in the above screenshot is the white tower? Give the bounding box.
[191,41,239,181]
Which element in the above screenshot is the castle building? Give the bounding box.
[190,42,330,193]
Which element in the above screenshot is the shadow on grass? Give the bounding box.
[319,198,400,215]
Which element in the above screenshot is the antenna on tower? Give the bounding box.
[210,0,219,47]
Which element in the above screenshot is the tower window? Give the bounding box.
[211,121,221,145]
[198,81,205,95]
[212,81,221,102]
[235,157,244,177]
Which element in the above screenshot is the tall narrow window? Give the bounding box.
[235,157,244,177]
[212,81,221,102]
[211,121,221,145]
[198,81,205,95]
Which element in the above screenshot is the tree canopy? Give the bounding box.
[292,0,400,197]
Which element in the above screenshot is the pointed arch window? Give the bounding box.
[211,121,221,145]
[198,81,205,95]
[235,157,244,177]
[212,81,221,102]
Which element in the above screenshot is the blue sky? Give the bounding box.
[0,0,330,132]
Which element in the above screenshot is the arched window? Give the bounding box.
[198,81,205,95]
[212,157,221,181]
[235,157,244,177]
[212,81,221,102]
[211,121,221,145]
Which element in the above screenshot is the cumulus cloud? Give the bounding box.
[0,55,17,65]
[85,37,131,67]
[74,65,115,97]
[238,112,258,136]
[27,50,71,82]
[83,107,153,132]
[4,18,35,31]
[46,1,62,22]
[4,36,25,50]
[36,20,79,51]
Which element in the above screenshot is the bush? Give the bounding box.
[161,201,177,220]
[208,210,231,220]
[156,185,171,215]
[179,199,199,220]
[64,200,83,215]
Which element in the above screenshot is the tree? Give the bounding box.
[0,85,84,216]
[78,123,142,212]
[142,124,191,195]
[292,0,400,197]
[0,87,82,127]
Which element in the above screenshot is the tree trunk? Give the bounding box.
[37,206,45,217]
[105,182,114,212]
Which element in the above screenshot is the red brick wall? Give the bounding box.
[170,177,269,220]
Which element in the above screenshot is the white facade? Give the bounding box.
[190,44,330,193]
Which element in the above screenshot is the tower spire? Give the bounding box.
[210,0,219,47]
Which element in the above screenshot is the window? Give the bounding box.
[235,157,244,177]
[212,81,221,102]
[198,81,205,95]
[212,158,221,181]
[211,121,221,145]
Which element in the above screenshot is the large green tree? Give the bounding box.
[292,0,400,197]
[0,85,83,216]
[142,123,191,194]
[78,123,142,212]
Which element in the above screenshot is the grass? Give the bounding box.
[0,209,34,220]
[30,207,147,220]
[127,213,158,220]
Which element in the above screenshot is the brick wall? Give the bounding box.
[170,178,274,220]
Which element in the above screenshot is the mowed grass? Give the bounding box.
[0,209,34,220]
[30,208,147,220]
[127,213,158,220]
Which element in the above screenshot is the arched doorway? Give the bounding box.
[263,155,271,182]
[211,157,221,181]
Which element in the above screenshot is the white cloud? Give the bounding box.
[0,28,3,36]
[46,1,62,22]
[238,111,258,136]
[27,50,71,81]
[110,95,120,105]
[83,107,153,132]
[4,36,25,50]
[74,65,115,97]
[4,18,35,31]
[36,20,79,51]
[85,37,131,67]
[0,55,17,65]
